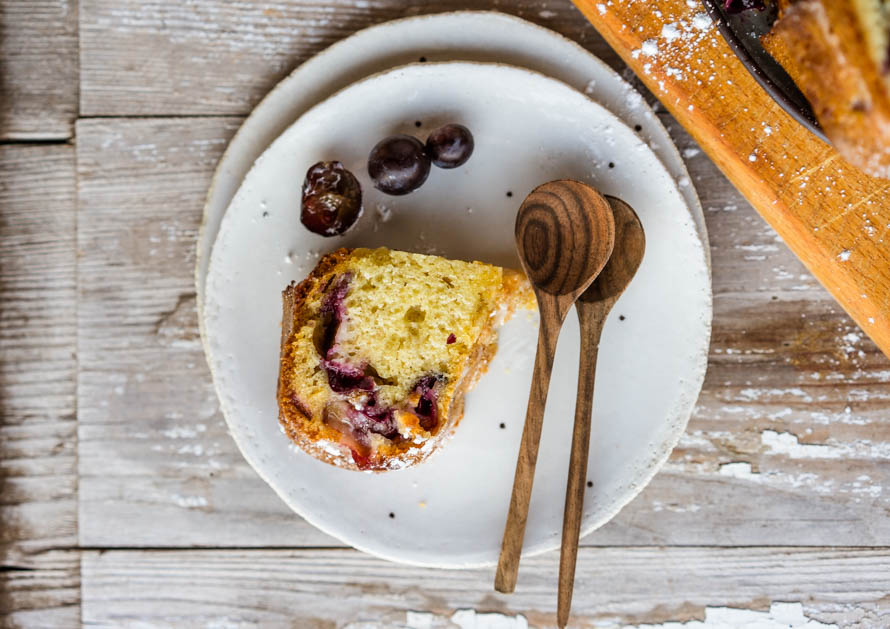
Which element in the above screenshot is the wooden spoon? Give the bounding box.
[495,180,615,594]
[557,196,645,628]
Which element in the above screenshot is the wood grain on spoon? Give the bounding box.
[557,196,645,627]
[495,180,615,594]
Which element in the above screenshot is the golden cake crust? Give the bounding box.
[277,249,352,468]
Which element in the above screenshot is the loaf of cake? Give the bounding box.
[277,247,534,471]
[762,0,890,177]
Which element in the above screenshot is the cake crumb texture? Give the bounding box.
[277,247,533,471]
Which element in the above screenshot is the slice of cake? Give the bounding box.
[277,247,534,471]
[762,0,890,177]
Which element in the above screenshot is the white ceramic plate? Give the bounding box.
[195,11,709,331]
[204,62,711,568]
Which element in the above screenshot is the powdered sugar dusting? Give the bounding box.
[691,12,712,31]
[589,0,883,305]
[660,22,680,42]
[641,39,659,57]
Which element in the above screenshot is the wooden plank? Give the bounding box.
[0,145,79,624]
[573,0,890,360]
[0,1,78,140]
[78,0,621,116]
[1,551,80,629]
[76,116,890,549]
[82,547,890,627]
[75,117,337,547]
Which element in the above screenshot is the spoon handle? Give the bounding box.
[495,294,565,593]
[557,299,609,627]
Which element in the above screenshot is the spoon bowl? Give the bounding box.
[516,181,617,300]
[580,196,646,304]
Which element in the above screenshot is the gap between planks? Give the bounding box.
[0,143,80,627]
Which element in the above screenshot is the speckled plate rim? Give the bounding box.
[202,60,712,568]
[195,10,710,345]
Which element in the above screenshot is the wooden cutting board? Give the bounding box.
[573,0,890,357]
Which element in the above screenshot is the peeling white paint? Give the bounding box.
[761,430,840,460]
[627,602,837,628]
[717,461,835,494]
[170,494,207,508]
[404,610,528,629]
[176,443,205,456]
[719,461,756,479]
[652,500,701,513]
[738,387,814,402]
[162,426,199,439]
[451,610,528,629]
[847,479,883,498]
[762,430,890,461]
[395,604,834,629]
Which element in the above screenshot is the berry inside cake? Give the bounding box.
[277,247,534,471]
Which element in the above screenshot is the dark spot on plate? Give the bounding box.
[499,422,506,429]
[619,315,626,321]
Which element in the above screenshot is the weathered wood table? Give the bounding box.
[2,1,890,627]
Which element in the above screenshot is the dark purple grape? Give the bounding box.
[368,135,431,195]
[300,161,363,236]
[425,124,474,169]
